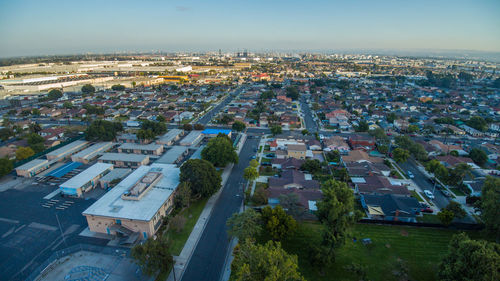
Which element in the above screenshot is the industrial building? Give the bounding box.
[99,168,132,189]
[46,140,89,161]
[156,129,184,146]
[15,159,51,178]
[189,145,206,160]
[82,164,180,240]
[98,153,149,168]
[179,130,203,146]
[155,146,189,165]
[118,143,164,156]
[59,163,114,197]
[71,142,114,164]
[117,133,141,144]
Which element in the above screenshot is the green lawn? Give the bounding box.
[449,187,466,197]
[411,190,424,202]
[261,158,271,163]
[280,223,471,281]
[417,214,441,224]
[255,182,268,190]
[259,146,263,153]
[165,198,208,255]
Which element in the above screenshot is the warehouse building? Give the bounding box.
[189,145,206,160]
[71,142,114,164]
[59,163,114,197]
[82,163,180,240]
[15,159,51,178]
[118,143,164,156]
[117,133,141,144]
[98,153,149,168]
[155,146,188,165]
[156,129,184,146]
[46,140,89,161]
[179,130,203,146]
[99,168,132,189]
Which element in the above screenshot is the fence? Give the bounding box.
[25,244,130,281]
[13,135,84,168]
[358,218,484,231]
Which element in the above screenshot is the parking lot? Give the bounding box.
[0,179,108,281]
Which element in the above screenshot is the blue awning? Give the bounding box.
[48,162,82,178]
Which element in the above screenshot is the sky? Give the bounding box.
[0,0,499,57]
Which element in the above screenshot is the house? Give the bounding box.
[348,134,376,150]
[324,136,350,154]
[360,194,422,222]
[268,170,320,189]
[345,162,391,177]
[353,175,410,196]
[267,188,322,212]
[435,155,474,168]
[306,139,322,151]
[341,150,384,164]
[464,181,483,197]
[271,158,305,170]
[287,144,307,159]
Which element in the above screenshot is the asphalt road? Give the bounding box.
[181,137,260,281]
[300,96,318,133]
[196,87,244,126]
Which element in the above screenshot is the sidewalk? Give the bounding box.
[166,133,247,281]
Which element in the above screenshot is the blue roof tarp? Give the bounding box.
[48,162,82,178]
[202,129,232,135]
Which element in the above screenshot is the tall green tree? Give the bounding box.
[393,148,410,163]
[300,159,322,174]
[445,201,466,219]
[480,177,500,240]
[438,233,500,281]
[243,166,259,182]
[270,125,282,136]
[174,182,191,210]
[180,159,221,198]
[285,86,299,100]
[16,147,34,161]
[85,120,123,141]
[232,120,246,132]
[0,158,13,178]
[226,209,262,242]
[47,89,63,100]
[231,240,305,281]
[261,205,297,241]
[201,134,238,167]
[131,235,173,276]
[355,120,369,132]
[81,84,96,95]
[469,148,487,166]
[315,180,361,265]
[437,209,455,226]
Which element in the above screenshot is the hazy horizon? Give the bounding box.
[1,0,499,58]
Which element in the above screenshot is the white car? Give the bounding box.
[424,190,435,200]
[407,171,414,179]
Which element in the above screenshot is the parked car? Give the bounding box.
[420,207,434,213]
[265,153,275,158]
[441,189,452,197]
[250,155,256,159]
[407,171,414,179]
[424,190,435,199]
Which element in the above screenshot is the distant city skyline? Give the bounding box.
[1,0,499,58]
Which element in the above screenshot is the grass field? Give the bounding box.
[280,223,472,281]
[417,214,441,224]
[165,198,208,255]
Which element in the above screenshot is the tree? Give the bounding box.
[136,129,155,140]
[0,128,14,141]
[47,89,63,100]
[315,179,361,265]
[220,114,234,124]
[407,124,419,133]
[29,123,42,133]
[131,235,173,276]
[183,123,193,131]
[31,108,41,115]
[270,125,282,136]
[231,240,305,281]
[0,158,13,178]
[85,120,123,141]
[278,193,307,219]
[445,201,466,219]
[174,182,191,210]
[201,134,238,167]
[393,148,410,163]
[285,86,299,100]
[249,159,259,168]
[261,205,297,241]
[469,148,487,166]
[355,120,369,132]
[387,112,397,123]
[466,116,487,132]
[438,233,500,281]
[27,133,44,146]
[81,84,96,95]
[156,114,166,123]
[300,159,322,174]
[437,209,454,226]
[140,120,166,136]
[243,166,259,182]
[301,129,309,136]
[111,84,126,91]
[226,209,262,242]
[194,124,205,130]
[16,147,34,161]
[180,159,221,198]
[232,120,246,132]
[480,177,500,239]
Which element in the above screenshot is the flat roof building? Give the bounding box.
[15,159,51,178]
[98,153,149,168]
[155,146,188,165]
[46,140,89,161]
[99,168,132,189]
[60,163,113,197]
[117,133,140,144]
[189,145,205,160]
[83,164,180,240]
[179,130,203,146]
[71,142,114,164]
[118,143,164,156]
[156,129,184,146]
[202,128,232,138]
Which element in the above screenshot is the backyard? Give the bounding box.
[280,222,477,281]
